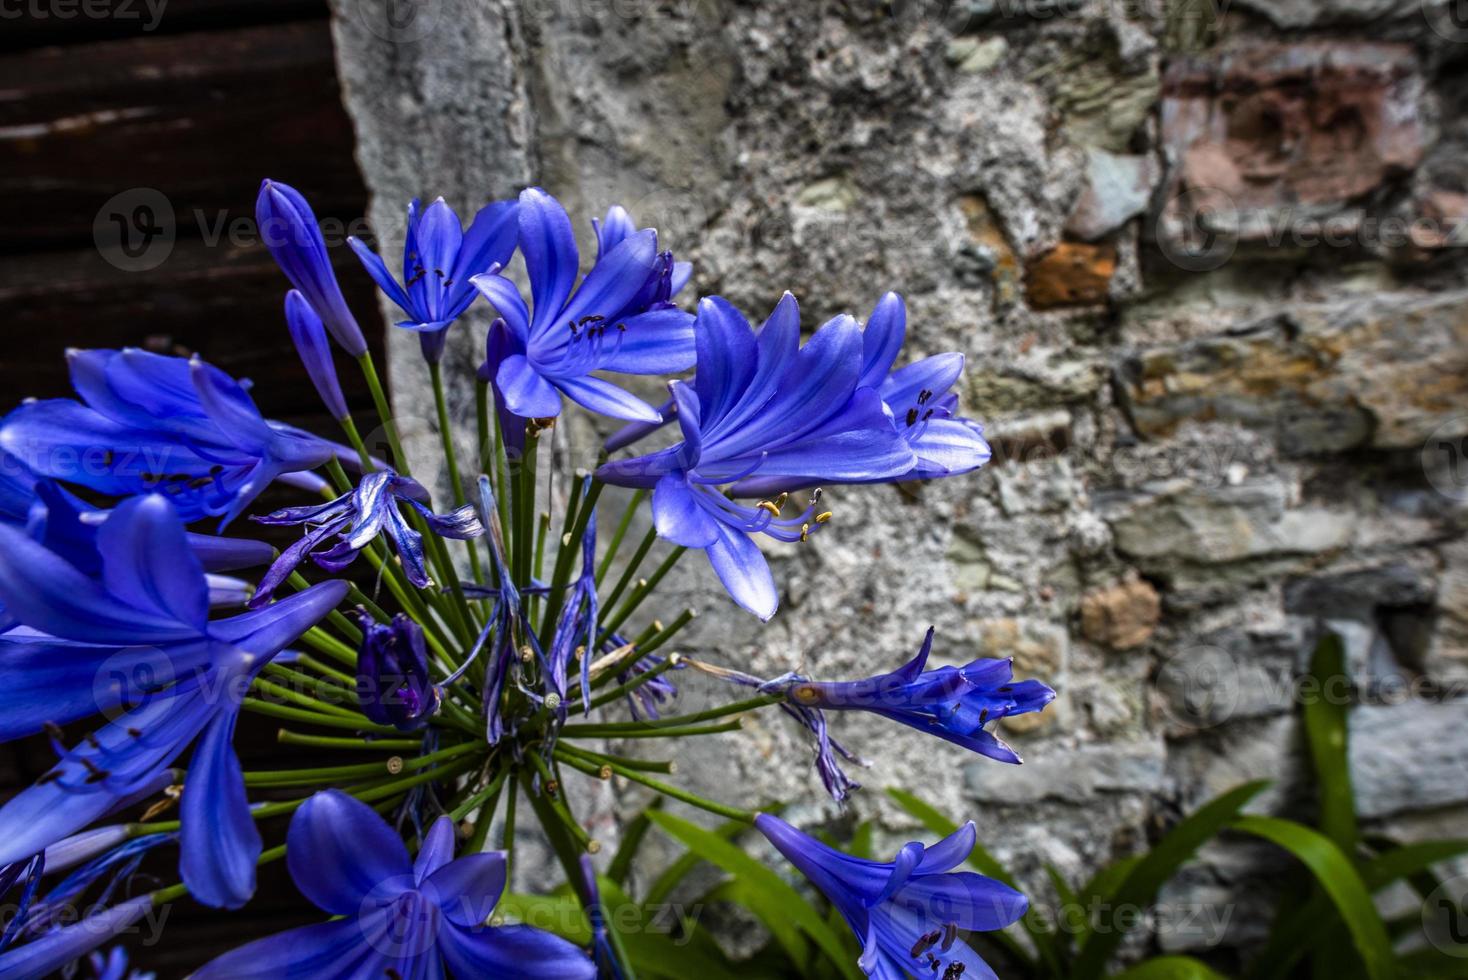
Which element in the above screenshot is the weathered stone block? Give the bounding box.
[1026,241,1116,309]
[1080,576,1162,650]
[1351,701,1468,818]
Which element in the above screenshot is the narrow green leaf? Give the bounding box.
[642,808,774,909]
[1231,815,1394,980]
[1071,780,1271,980]
[1110,956,1230,979]
[599,876,743,980]
[499,892,592,944]
[1304,632,1357,854]
[647,810,860,978]
[1363,840,1468,891]
[609,798,664,887]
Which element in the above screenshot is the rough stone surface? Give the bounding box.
[329,0,1468,967]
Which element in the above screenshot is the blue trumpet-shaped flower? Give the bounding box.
[770,628,1055,764]
[251,471,483,605]
[596,294,916,619]
[257,179,368,356]
[350,197,519,362]
[357,612,440,731]
[469,188,696,423]
[284,290,350,420]
[193,790,596,979]
[757,813,1027,980]
[0,349,333,527]
[0,495,347,908]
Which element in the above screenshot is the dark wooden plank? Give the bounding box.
[0,19,364,250]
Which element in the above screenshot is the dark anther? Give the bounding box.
[942,963,966,980]
[978,709,989,723]
[84,733,101,749]
[580,315,605,325]
[906,408,919,427]
[918,389,932,404]
[43,721,65,741]
[85,769,110,784]
[127,727,144,738]
[385,969,403,980]
[433,268,445,278]
[941,922,957,951]
[79,757,106,776]
[910,930,940,958]
[442,278,453,287]
[103,449,115,467]
[998,686,1013,693]
[37,770,62,784]
[923,408,935,421]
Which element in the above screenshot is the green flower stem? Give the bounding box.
[501,777,519,882]
[525,750,595,852]
[152,841,287,907]
[475,380,493,483]
[432,364,486,588]
[529,509,549,624]
[294,653,357,687]
[581,654,682,713]
[289,569,364,647]
[275,730,422,752]
[243,741,483,787]
[556,740,674,775]
[514,424,540,588]
[554,748,753,823]
[595,488,646,586]
[240,698,401,735]
[537,477,604,645]
[630,608,695,659]
[299,627,360,671]
[556,719,743,739]
[598,546,687,643]
[347,585,393,626]
[578,694,782,732]
[492,408,513,568]
[356,351,409,474]
[337,415,374,473]
[249,675,362,719]
[600,525,656,615]
[261,662,359,709]
[449,764,511,824]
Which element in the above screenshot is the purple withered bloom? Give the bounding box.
[256,179,368,356]
[0,894,154,980]
[357,612,441,732]
[251,471,483,605]
[734,292,991,497]
[0,349,333,527]
[596,294,916,620]
[618,653,681,722]
[193,790,596,979]
[578,854,626,980]
[349,197,518,361]
[769,628,1056,765]
[591,204,693,314]
[284,290,349,420]
[469,188,696,424]
[546,484,598,713]
[757,813,1027,980]
[0,495,348,908]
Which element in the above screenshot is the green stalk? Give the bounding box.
[356,351,409,474]
[556,740,674,774]
[240,698,400,735]
[299,627,360,671]
[276,730,422,751]
[249,675,361,719]
[600,525,656,615]
[537,478,604,645]
[598,546,687,642]
[557,719,743,739]
[582,654,682,713]
[555,748,752,823]
[630,608,695,658]
[525,753,595,852]
[242,742,482,788]
[596,489,645,585]
[338,415,374,472]
[450,765,512,824]
[295,654,356,686]
[577,694,780,731]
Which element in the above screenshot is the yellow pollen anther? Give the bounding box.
[800,523,810,542]
[815,511,833,523]
[757,500,781,517]
[793,684,820,704]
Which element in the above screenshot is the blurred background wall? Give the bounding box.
[3,0,1468,970]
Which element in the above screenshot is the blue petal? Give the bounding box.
[257,180,367,356]
[907,418,992,478]
[881,352,965,410]
[413,816,458,884]
[424,852,506,927]
[546,230,657,348]
[413,198,465,323]
[496,355,563,418]
[213,579,352,658]
[859,292,907,389]
[651,474,719,548]
[439,922,596,980]
[470,274,532,341]
[286,290,350,420]
[349,236,414,313]
[451,201,519,293]
[191,914,387,979]
[286,789,413,915]
[750,388,913,482]
[698,293,799,447]
[594,307,698,375]
[97,495,209,631]
[517,188,579,336]
[692,297,757,424]
[180,698,260,908]
[704,522,778,621]
[594,446,682,490]
[551,375,660,424]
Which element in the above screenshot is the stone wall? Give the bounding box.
[329,0,1468,963]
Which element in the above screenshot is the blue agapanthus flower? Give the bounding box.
[770,627,1055,764]
[88,946,155,980]
[735,292,992,496]
[193,790,596,979]
[596,293,916,619]
[0,495,347,908]
[469,187,696,423]
[349,196,518,363]
[257,179,368,357]
[757,813,1027,980]
[357,612,440,732]
[284,290,350,420]
[0,349,333,527]
[250,470,483,604]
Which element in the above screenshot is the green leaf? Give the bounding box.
[1231,815,1395,980]
[642,805,783,909]
[1109,956,1230,979]
[1364,840,1468,892]
[1070,780,1271,980]
[1303,631,1357,854]
[646,810,861,978]
[609,798,663,887]
[499,891,592,944]
[598,875,745,980]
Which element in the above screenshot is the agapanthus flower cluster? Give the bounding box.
[0,177,1049,980]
